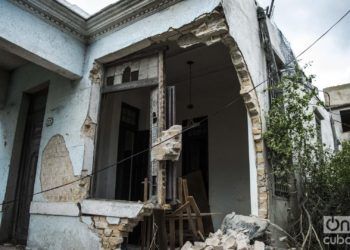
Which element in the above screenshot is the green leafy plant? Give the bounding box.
[264,67,350,249]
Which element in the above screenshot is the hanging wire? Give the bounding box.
[1,7,349,207]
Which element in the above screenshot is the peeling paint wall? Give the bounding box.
[0,63,90,205]
[41,134,87,202]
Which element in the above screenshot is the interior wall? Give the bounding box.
[94,87,150,199]
[167,43,251,229]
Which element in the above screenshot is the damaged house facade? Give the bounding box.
[0,0,337,249]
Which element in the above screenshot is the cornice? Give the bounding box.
[86,0,182,43]
[9,0,87,41]
[9,0,183,44]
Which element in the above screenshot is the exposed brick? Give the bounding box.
[41,135,87,202]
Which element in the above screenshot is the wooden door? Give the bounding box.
[13,89,47,244]
[115,103,140,200]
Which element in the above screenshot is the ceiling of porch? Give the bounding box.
[0,47,28,71]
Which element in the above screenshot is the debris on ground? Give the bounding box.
[181,212,271,250]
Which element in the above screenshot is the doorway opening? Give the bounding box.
[93,87,151,201]
[115,102,149,201]
[0,88,48,245]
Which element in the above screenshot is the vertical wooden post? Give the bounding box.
[157,51,167,206]
[178,178,184,246]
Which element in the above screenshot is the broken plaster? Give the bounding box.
[152,125,182,161]
[41,134,88,202]
[79,201,151,250]
[89,62,103,85]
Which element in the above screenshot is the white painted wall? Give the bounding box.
[248,112,258,216]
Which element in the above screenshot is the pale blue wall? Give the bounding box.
[0,63,90,204]
[0,1,85,79]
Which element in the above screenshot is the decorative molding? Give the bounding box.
[9,0,87,41]
[86,0,182,43]
[9,0,183,43]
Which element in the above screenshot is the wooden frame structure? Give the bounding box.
[141,177,207,250]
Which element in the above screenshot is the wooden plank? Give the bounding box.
[143,177,148,202]
[101,78,158,94]
[198,230,205,241]
[188,196,205,236]
[141,220,146,250]
[178,177,184,245]
[183,179,189,201]
[186,205,198,241]
[146,216,152,250]
[153,209,168,250]
[178,178,183,203]
[184,171,214,234]
[172,201,190,215]
[179,213,183,246]
[169,218,176,250]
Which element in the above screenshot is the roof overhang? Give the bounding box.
[10,0,182,43]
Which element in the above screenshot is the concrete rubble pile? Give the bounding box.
[181,212,270,250]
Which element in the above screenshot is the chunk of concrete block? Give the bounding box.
[181,241,193,250]
[152,125,182,161]
[204,246,214,250]
[253,240,265,250]
[205,237,220,246]
[236,239,249,250]
[193,242,206,250]
[222,235,237,249]
[221,212,268,241]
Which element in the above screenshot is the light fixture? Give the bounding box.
[187,60,194,109]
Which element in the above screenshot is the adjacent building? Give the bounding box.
[324,83,350,144]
